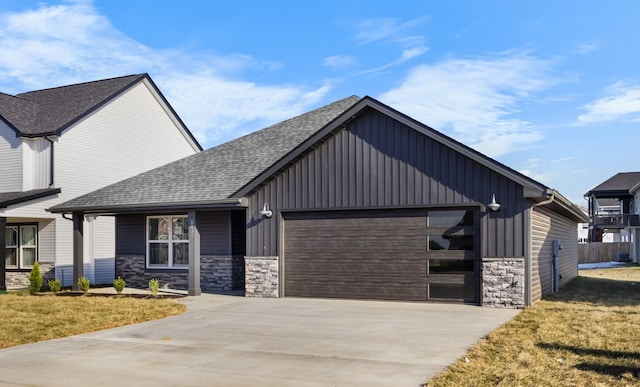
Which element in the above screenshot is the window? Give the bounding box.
[147,216,189,268]
[5,225,37,269]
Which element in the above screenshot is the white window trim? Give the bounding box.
[5,224,38,269]
[146,215,189,269]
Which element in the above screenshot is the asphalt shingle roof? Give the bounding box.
[0,188,61,209]
[49,95,361,212]
[585,172,640,196]
[0,74,144,136]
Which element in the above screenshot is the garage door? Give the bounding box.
[283,209,480,303]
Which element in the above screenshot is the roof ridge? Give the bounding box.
[17,73,145,96]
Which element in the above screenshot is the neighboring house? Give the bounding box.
[50,96,587,308]
[627,181,640,263]
[0,74,202,290]
[584,172,639,243]
[576,205,589,243]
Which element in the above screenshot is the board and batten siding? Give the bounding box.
[531,205,579,302]
[0,121,23,192]
[246,108,527,258]
[22,138,51,190]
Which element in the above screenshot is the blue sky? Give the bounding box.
[1,0,639,205]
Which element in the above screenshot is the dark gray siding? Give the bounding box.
[199,211,231,255]
[116,214,145,255]
[231,210,246,256]
[246,108,527,258]
[116,211,233,256]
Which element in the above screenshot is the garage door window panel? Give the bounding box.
[429,282,476,301]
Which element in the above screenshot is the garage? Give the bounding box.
[283,208,480,303]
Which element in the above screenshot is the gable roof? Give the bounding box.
[585,172,640,197]
[49,96,361,213]
[0,188,61,209]
[49,95,587,222]
[0,74,202,149]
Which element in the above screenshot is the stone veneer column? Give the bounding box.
[244,256,279,298]
[482,258,526,309]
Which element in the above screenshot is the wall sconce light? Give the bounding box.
[259,202,273,218]
[487,194,501,212]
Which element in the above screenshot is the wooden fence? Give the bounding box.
[578,242,630,263]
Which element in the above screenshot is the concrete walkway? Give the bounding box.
[0,295,519,386]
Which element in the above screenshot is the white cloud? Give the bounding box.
[351,17,428,75]
[323,55,357,71]
[519,169,551,183]
[379,53,556,157]
[574,42,599,55]
[354,17,427,44]
[576,82,640,125]
[0,1,329,147]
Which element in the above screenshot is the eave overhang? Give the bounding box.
[47,197,248,216]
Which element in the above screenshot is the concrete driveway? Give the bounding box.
[0,295,518,386]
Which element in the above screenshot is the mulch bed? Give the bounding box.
[44,292,186,299]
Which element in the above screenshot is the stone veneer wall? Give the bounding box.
[6,262,55,289]
[244,256,279,298]
[482,258,526,309]
[116,255,243,292]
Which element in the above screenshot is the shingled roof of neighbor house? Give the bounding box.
[0,74,144,136]
[49,95,362,213]
[585,172,640,197]
[0,74,202,151]
[0,188,61,209]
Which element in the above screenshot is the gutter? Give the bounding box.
[45,136,55,187]
[47,197,249,215]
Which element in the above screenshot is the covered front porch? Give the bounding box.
[62,200,248,296]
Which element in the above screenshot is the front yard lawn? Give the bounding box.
[427,265,640,386]
[0,292,186,349]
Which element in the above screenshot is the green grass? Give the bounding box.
[0,291,186,349]
[427,265,640,386]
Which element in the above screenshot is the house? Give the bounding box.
[50,96,587,308]
[584,172,640,243]
[626,180,640,263]
[0,74,202,290]
[576,205,589,243]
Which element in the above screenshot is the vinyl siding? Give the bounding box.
[531,205,579,302]
[116,211,232,257]
[37,219,55,262]
[246,108,527,258]
[50,80,198,271]
[22,138,50,190]
[0,120,23,192]
[199,211,231,255]
[3,80,199,283]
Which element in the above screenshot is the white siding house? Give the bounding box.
[0,74,201,289]
[629,182,640,263]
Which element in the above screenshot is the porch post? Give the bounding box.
[0,216,6,291]
[72,213,84,291]
[188,210,201,296]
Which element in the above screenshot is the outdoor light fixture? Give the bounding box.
[487,194,501,212]
[259,202,273,218]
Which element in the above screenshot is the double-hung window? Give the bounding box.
[5,225,37,269]
[147,216,189,268]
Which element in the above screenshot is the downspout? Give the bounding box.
[45,137,55,187]
[526,193,555,306]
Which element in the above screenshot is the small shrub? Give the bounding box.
[48,278,61,294]
[28,262,42,295]
[78,276,91,294]
[149,278,159,297]
[113,276,126,294]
